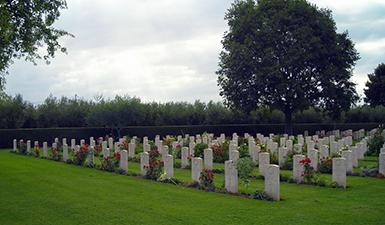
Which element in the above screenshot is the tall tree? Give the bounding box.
[364,63,385,107]
[0,0,72,93]
[217,0,359,134]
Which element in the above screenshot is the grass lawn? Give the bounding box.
[0,150,384,225]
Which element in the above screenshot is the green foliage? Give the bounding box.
[300,157,318,183]
[368,128,384,156]
[237,143,249,158]
[319,157,333,174]
[364,63,385,107]
[281,151,294,170]
[101,157,116,172]
[252,190,272,201]
[269,152,279,165]
[211,142,229,163]
[1,93,385,130]
[145,148,163,180]
[346,105,385,123]
[0,0,72,86]
[17,140,27,155]
[193,143,208,158]
[199,169,215,191]
[236,157,254,188]
[217,0,359,133]
[0,95,33,128]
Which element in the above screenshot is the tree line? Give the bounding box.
[0,94,384,129]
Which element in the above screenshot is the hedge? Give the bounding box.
[0,123,381,148]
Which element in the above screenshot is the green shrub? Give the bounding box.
[212,141,229,163]
[193,143,208,158]
[236,157,254,189]
[238,143,249,158]
[281,151,294,170]
[270,152,279,165]
[319,157,333,174]
[252,190,273,201]
[199,169,215,191]
[368,128,384,156]
[145,148,163,180]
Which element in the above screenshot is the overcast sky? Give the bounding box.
[5,0,385,104]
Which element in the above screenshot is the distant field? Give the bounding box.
[0,150,384,225]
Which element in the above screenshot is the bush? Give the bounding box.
[145,147,163,180]
[238,143,249,158]
[281,151,294,170]
[270,152,279,165]
[101,156,116,172]
[212,141,229,163]
[252,190,273,201]
[73,145,88,166]
[300,157,318,183]
[319,157,333,174]
[18,141,27,155]
[236,157,254,189]
[199,169,215,191]
[193,143,208,158]
[368,128,384,156]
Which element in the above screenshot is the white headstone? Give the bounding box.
[164,154,174,178]
[320,145,329,159]
[330,141,338,155]
[103,147,110,159]
[332,158,346,188]
[379,153,385,176]
[144,143,151,152]
[162,146,169,161]
[293,144,302,154]
[119,150,128,173]
[293,155,305,183]
[351,146,359,167]
[189,141,195,156]
[27,140,31,153]
[108,137,113,149]
[140,152,149,176]
[278,147,288,167]
[204,149,213,170]
[71,139,76,149]
[308,149,318,171]
[341,150,353,174]
[128,143,136,157]
[191,157,203,182]
[225,160,238,193]
[13,139,17,151]
[102,141,107,152]
[62,144,68,162]
[259,152,270,176]
[229,150,239,162]
[181,147,189,168]
[43,142,48,157]
[265,164,280,201]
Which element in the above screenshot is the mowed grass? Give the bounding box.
[0,150,385,225]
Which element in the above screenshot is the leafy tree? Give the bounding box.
[0,0,72,92]
[217,0,359,134]
[364,63,385,107]
[0,94,30,128]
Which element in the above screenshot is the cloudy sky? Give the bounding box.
[5,0,385,104]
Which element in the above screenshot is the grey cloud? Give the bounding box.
[5,0,385,105]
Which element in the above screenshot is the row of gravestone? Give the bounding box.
[11,128,385,201]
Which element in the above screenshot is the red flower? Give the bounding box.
[300,157,311,164]
[114,152,121,160]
